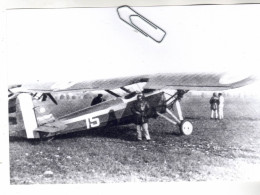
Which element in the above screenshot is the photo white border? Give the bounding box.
[1,1,260,195]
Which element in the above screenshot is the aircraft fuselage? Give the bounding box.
[11,90,167,138]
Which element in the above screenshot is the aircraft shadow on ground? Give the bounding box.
[9,123,183,143]
[169,131,182,136]
[56,125,138,142]
[9,127,137,143]
[9,136,45,146]
[56,122,184,141]
[9,136,27,142]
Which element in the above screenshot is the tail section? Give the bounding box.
[9,93,41,139]
[16,93,38,138]
[9,93,66,139]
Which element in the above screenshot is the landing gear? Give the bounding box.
[38,131,55,141]
[180,120,193,135]
[156,90,193,136]
[38,131,49,140]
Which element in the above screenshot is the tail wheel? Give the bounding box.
[38,131,49,140]
[180,120,193,135]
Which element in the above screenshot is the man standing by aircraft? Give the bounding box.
[132,94,151,141]
[210,92,219,119]
[218,93,225,119]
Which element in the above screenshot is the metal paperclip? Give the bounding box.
[117,5,166,43]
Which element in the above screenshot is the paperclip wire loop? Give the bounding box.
[117,5,166,43]
[129,15,149,37]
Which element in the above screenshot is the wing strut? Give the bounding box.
[156,112,177,125]
[175,100,183,121]
[120,87,131,93]
[166,108,181,124]
[105,90,121,97]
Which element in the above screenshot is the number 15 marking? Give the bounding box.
[86,116,100,129]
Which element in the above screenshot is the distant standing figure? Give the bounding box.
[91,94,105,106]
[218,93,225,119]
[132,94,151,141]
[210,92,219,119]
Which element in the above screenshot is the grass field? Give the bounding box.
[9,96,260,184]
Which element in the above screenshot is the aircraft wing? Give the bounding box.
[16,72,255,93]
[19,76,149,92]
[143,73,256,91]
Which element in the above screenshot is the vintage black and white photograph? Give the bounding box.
[5,2,260,188]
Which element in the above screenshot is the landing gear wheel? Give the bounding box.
[180,120,193,135]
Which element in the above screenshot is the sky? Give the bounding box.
[6,5,260,88]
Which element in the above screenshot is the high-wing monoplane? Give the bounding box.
[8,72,255,139]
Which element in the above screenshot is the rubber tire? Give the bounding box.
[180,120,193,135]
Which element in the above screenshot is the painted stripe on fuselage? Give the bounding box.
[61,90,163,130]
[62,103,126,125]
